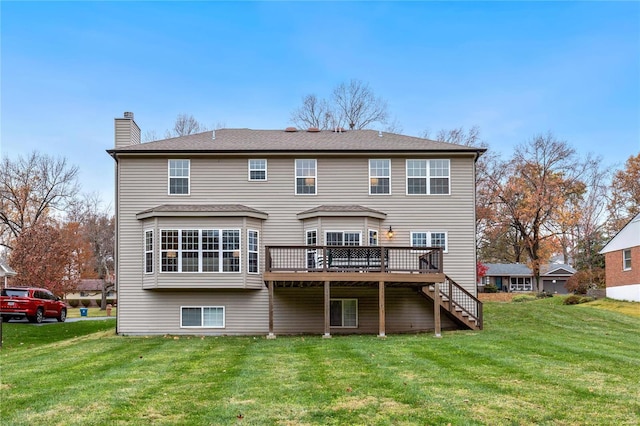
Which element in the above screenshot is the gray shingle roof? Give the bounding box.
[297,205,387,219]
[136,204,269,220]
[108,129,486,155]
[484,263,532,276]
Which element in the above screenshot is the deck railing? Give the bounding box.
[265,246,443,274]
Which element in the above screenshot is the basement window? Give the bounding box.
[181,306,225,328]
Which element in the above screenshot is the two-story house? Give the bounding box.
[108,112,485,336]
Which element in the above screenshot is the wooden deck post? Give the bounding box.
[378,280,386,338]
[323,280,331,338]
[434,281,442,338]
[267,281,276,339]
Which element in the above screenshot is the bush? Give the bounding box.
[67,299,80,308]
[563,295,594,305]
[483,283,498,293]
[536,291,554,299]
[106,299,115,306]
[80,299,91,308]
[513,295,537,303]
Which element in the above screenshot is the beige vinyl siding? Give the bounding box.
[116,154,477,334]
[273,287,455,334]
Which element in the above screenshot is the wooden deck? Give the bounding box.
[264,246,482,335]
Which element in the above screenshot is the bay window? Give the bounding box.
[160,229,242,273]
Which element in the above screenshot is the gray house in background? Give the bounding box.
[480,263,534,292]
[108,112,485,336]
[479,263,576,293]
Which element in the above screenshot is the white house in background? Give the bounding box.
[600,213,640,302]
[0,259,17,288]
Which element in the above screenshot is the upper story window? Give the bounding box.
[168,159,190,195]
[406,159,450,195]
[411,231,448,253]
[144,230,153,274]
[369,159,390,194]
[160,229,241,273]
[623,249,632,270]
[248,159,267,181]
[295,159,317,195]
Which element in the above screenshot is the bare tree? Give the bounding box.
[0,152,80,250]
[290,79,390,130]
[142,114,212,142]
[290,95,335,130]
[67,193,115,309]
[333,79,389,129]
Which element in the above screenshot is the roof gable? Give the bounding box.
[0,259,17,277]
[600,213,640,254]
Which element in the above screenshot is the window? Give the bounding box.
[248,230,259,274]
[623,249,632,270]
[510,277,532,291]
[326,231,361,246]
[369,229,379,246]
[406,159,450,195]
[295,159,317,195]
[160,229,241,273]
[144,230,153,274]
[248,159,267,181]
[369,159,390,194]
[306,230,318,269]
[168,159,190,195]
[161,230,179,272]
[181,306,225,328]
[411,231,448,252]
[330,299,358,327]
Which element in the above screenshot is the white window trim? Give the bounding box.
[369,159,391,195]
[295,159,317,195]
[247,229,259,274]
[330,298,358,328]
[405,159,450,195]
[368,229,379,246]
[410,231,448,253]
[306,229,318,246]
[325,231,363,246]
[623,249,632,271]
[248,159,267,181]
[144,230,153,274]
[168,159,191,196]
[159,228,242,274]
[180,306,225,328]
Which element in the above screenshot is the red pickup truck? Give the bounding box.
[0,287,67,323]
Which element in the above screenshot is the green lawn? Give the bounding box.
[1,297,639,425]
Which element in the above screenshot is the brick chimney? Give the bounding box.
[114,111,141,148]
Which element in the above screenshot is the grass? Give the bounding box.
[1,297,639,425]
[66,307,117,318]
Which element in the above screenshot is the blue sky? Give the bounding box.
[2,1,639,209]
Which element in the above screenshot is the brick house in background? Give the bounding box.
[600,213,640,302]
[107,112,485,337]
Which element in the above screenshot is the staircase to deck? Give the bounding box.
[419,275,483,330]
